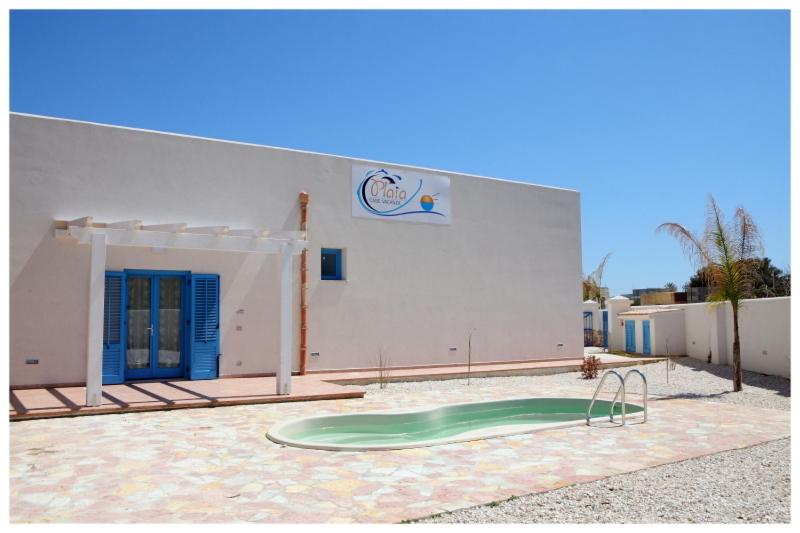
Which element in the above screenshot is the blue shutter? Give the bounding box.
[642,320,651,355]
[102,272,125,384]
[625,320,636,353]
[189,274,220,380]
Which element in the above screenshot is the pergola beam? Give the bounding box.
[184,226,230,235]
[140,223,188,232]
[107,219,143,229]
[57,225,307,255]
[69,216,93,227]
[265,230,304,240]
[229,228,269,238]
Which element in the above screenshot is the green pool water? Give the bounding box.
[268,397,643,450]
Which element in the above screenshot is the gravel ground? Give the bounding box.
[417,438,790,524]
[365,358,791,524]
[366,357,791,411]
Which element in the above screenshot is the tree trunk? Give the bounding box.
[731,304,742,392]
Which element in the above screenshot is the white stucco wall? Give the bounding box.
[606,297,631,352]
[650,311,685,357]
[723,297,790,378]
[680,302,728,364]
[10,113,584,387]
[607,297,790,377]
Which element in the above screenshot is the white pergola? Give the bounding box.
[55,217,309,406]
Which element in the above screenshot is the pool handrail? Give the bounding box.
[610,369,648,424]
[586,370,626,426]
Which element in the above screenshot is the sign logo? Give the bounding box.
[352,165,451,224]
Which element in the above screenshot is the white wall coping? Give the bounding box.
[618,307,683,316]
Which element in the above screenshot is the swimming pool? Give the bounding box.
[267,397,645,451]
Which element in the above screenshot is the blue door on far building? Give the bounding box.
[642,320,651,355]
[625,320,636,353]
[602,310,609,349]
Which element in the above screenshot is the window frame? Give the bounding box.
[320,248,343,281]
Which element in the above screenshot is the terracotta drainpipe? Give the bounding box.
[299,191,310,375]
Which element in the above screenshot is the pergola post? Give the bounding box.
[277,242,294,395]
[86,232,106,406]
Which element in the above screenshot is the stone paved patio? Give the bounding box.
[10,379,790,523]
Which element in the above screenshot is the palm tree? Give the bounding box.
[583,253,612,308]
[657,195,764,392]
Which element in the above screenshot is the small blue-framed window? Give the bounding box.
[321,248,343,280]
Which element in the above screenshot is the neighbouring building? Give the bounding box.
[686,286,711,303]
[604,295,790,378]
[640,291,677,306]
[639,291,690,305]
[615,307,685,356]
[622,287,662,298]
[10,113,584,404]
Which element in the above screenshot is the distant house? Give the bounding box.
[615,307,684,356]
[640,291,675,306]
[686,286,711,303]
[622,287,669,305]
[627,287,707,305]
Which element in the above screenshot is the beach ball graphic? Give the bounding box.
[420,195,435,211]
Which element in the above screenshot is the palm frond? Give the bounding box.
[732,206,764,262]
[656,222,709,268]
[591,252,612,288]
[582,253,612,303]
[704,264,725,290]
[706,195,732,265]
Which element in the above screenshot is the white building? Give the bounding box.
[10,113,584,402]
[605,294,790,378]
[615,307,685,356]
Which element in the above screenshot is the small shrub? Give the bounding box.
[581,355,601,379]
[376,348,391,389]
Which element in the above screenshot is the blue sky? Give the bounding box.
[10,10,790,295]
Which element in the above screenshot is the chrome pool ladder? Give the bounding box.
[611,369,647,424]
[585,369,648,426]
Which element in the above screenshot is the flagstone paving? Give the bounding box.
[10,380,790,523]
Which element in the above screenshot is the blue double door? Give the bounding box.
[624,319,651,355]
[102,270,220,384]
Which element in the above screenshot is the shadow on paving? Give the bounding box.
[673,358,790,397]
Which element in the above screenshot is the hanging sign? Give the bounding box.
[352,165,451,224]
